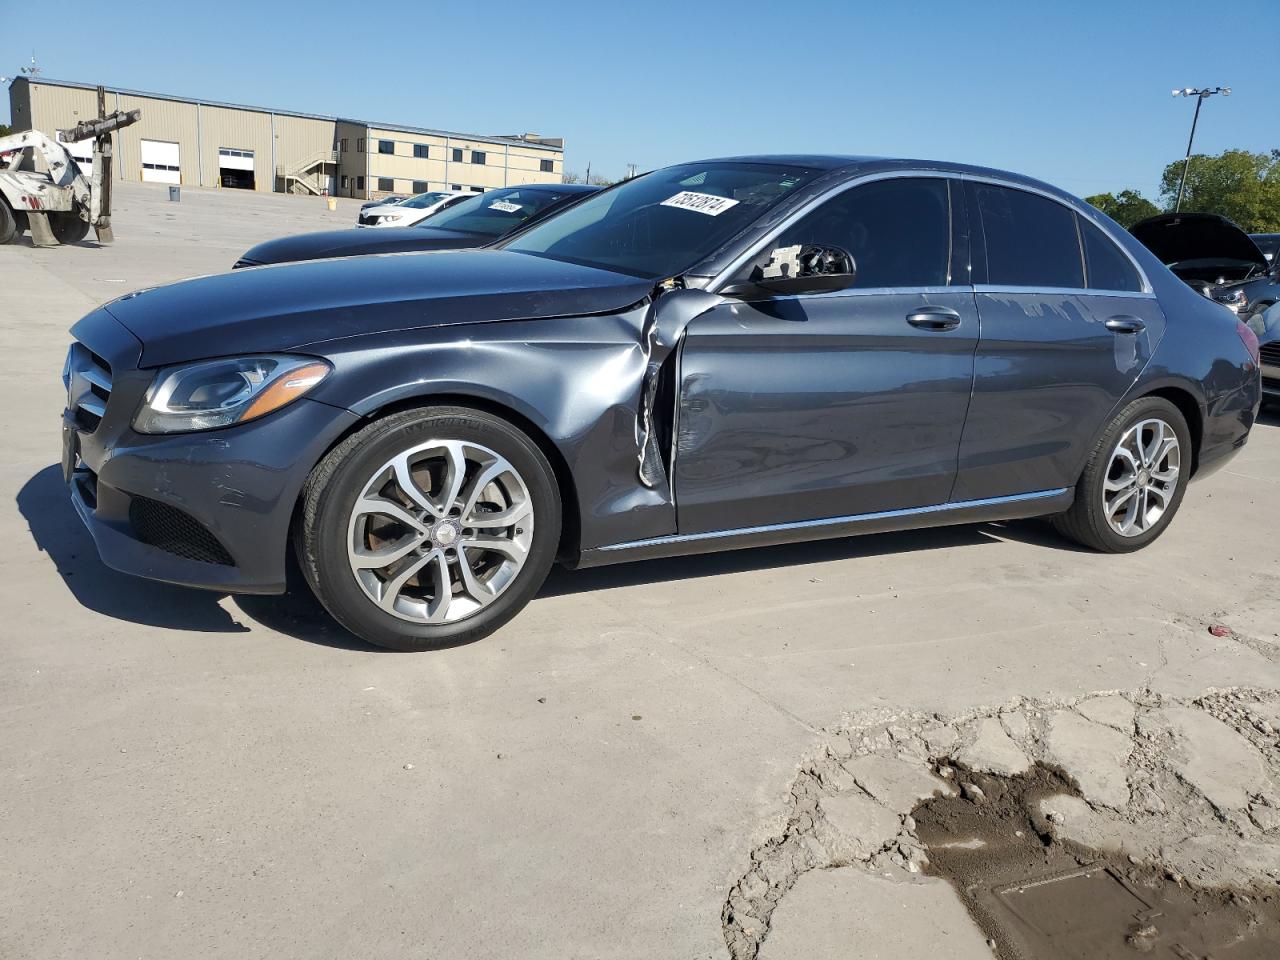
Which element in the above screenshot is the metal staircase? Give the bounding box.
[277,149,337,196]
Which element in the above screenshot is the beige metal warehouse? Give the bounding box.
[7,77,564,200]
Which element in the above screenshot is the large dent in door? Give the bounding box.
[635,288,723,489]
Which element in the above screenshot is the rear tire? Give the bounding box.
[1053,396,1191,553]
[0,198,17,244]
[49,210,90,244]
[297,406,561,651]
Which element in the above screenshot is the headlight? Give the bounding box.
[133,355,331,434]
[380,214,403,223]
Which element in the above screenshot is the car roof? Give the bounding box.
[684,154,1085,202]
[510,182,598,195]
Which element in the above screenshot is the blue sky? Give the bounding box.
[2,0,1271,200]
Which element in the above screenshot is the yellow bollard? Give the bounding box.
[326,197,337,211]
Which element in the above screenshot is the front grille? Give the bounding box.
[129,497,235,566]
[64,342,112,432]
[358,213,375,226]
[1260,341,1280,367]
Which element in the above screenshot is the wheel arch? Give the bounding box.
[294,390,583,563]
[1139,385,1204,476]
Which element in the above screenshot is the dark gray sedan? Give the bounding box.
[234,183,599,269]
[63,156,1261,650]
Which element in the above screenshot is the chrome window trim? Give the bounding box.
[974,284,1156,300]
[704,168,1154,298]
[960,173,1154,295]
[597,487,1069,553]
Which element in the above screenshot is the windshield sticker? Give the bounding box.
[489,200,523,213]
[660,191,740,217]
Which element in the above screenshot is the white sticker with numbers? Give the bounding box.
[489,200,523,213]
[660,191,739,216]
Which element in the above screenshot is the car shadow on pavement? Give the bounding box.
[20,461,1065,648]
[540,523,1009,597]
[18,463,378,649]
[17,464,251,633]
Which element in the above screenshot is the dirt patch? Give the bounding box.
[914,761,1280,959]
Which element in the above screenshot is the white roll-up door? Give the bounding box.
[141,139,181,184]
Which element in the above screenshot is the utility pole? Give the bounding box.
[1171,86,1230,212]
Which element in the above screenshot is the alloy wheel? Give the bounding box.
[1101,418,1181,538]
[346,439,534,623]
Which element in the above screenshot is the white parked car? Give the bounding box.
[358,191,468,227]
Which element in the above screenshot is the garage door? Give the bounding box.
[218,148,255,189]
[141,139,181,184]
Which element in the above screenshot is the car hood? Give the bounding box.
[238,226,490,266]
[103,249,654,367]
[1131,213,1268,271]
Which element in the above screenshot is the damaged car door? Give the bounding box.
[673,176,979,535]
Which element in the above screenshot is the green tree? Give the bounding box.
[1158,149,1280,232]
[1085,189,1161,228]
[0,123,11,137]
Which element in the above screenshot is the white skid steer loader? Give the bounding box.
[0,86,140,247]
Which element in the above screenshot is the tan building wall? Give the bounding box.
[197,104,273,189]
[9,79,564,200]
[114,93,200,186]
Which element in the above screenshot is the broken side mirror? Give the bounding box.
[722,244,857,298]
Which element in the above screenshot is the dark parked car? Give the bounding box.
[1131,213,1279,316]
[235,183,599,268]
[1250,302,1280,403]
[63,156,1261,650]
[1251,233,1280,264]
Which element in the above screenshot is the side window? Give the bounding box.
[745,178,951,289]
[974,184,1083,288]
[1078,216,1143,292]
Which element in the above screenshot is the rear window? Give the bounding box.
[1079,217,1143,292]
[974,184,1084,289]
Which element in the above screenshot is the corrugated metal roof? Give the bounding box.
[11,76,563,152]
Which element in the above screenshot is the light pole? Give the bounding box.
[1171,86,1230,211]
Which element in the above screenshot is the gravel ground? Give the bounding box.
[1,181,1278,960]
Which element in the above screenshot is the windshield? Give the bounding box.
[417,187,574,238]
[501,162,821,278]
[1251,234,1280,262]
[400,192,451,209]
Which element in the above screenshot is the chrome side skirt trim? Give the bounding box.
[597,487,1070,553]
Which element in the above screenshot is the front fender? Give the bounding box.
[304,312,681,553]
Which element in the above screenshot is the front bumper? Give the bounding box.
[64,308,360,594]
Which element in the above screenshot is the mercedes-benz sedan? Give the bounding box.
[62,156,1262,650]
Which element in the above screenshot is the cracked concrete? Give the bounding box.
[723,688,1280,959]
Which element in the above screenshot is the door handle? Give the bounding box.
[1105,315,1146,334]
[906,306,962,331]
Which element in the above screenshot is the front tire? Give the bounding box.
[297,407,561,651]
[1053,396,1191,553]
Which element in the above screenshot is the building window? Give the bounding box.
[356,138,365,152]
[378,177,395,192]
[449,148,461,163]
[413,144,430,159]
[451,184,463,191]
[472,151,486,165]
[540,158,554,173]
[378,139,394,155]
[341,175,349,189]
[470,186,484,193]
[357,176,365,190]
[412,180,429,194]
